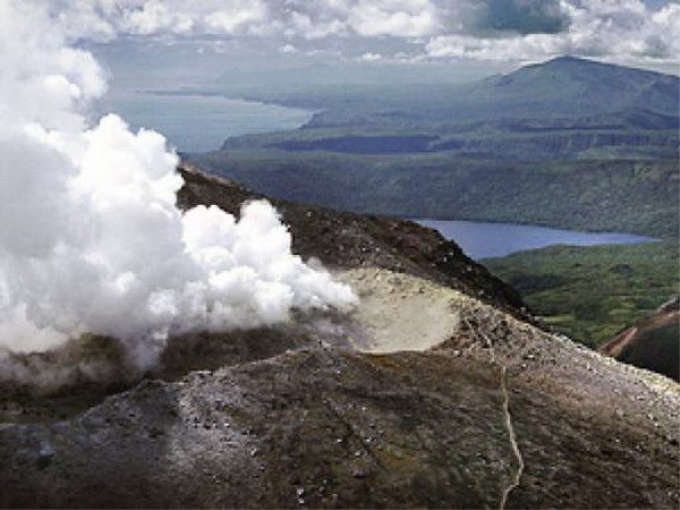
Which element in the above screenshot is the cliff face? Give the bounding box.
[436,131,679,159]
[260,131,678,160]
[0,166,678,509]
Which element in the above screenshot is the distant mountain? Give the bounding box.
[215,56,679,160]
[275,55,680,128]
[457,56,679,120]
[192,56,679,236]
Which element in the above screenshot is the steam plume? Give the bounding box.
[0,1,357,375]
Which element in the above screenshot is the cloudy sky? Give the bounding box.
[47,0,678,77]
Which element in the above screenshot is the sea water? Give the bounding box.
[99,92,313,154]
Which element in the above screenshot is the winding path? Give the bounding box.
[466,318,525,510]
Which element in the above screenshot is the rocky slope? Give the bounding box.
[600,295,679,381]
[0,166,678,509]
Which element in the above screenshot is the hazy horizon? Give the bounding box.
[75,0,678,98]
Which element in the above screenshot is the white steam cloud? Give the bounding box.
[0,1,357,373]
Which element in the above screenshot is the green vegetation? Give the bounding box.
[483,241,679,347]
[193,150,679,237]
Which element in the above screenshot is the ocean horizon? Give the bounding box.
[97,91,313,154]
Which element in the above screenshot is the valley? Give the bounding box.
[192,151,678,237]
[484,240,679,349]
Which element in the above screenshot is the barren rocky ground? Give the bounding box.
[0,166,678,508]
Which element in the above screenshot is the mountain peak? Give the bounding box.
[547,55,589,64]
[477,55,679,118]
[520,54,673,79]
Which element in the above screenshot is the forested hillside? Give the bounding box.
[192,57,679,236]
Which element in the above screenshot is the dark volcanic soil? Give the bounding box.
[1,303,678,508]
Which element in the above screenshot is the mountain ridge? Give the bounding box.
[470,55,679,119]
[600,295,680,380]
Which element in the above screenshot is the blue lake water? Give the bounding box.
[99,92,313,154]
[416,220,657,260]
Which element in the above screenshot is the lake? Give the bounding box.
[99,92,313,154]
[416,220,657,260]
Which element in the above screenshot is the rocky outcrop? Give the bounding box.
[600,295,680,381]
[262,131,678,160]
[431,131,679,160]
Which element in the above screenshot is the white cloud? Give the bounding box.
[347,0,439,37]
[202,1,269,35]
[279,43,298,54]
[45,0,442,41]
[425,33,562,61]
[360,52,383,61]
[425,0,679,64]
[287,11,348,39]
[36,0,678,68]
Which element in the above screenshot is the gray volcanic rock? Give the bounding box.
[0,269,678,509]
[0,168,678,509]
